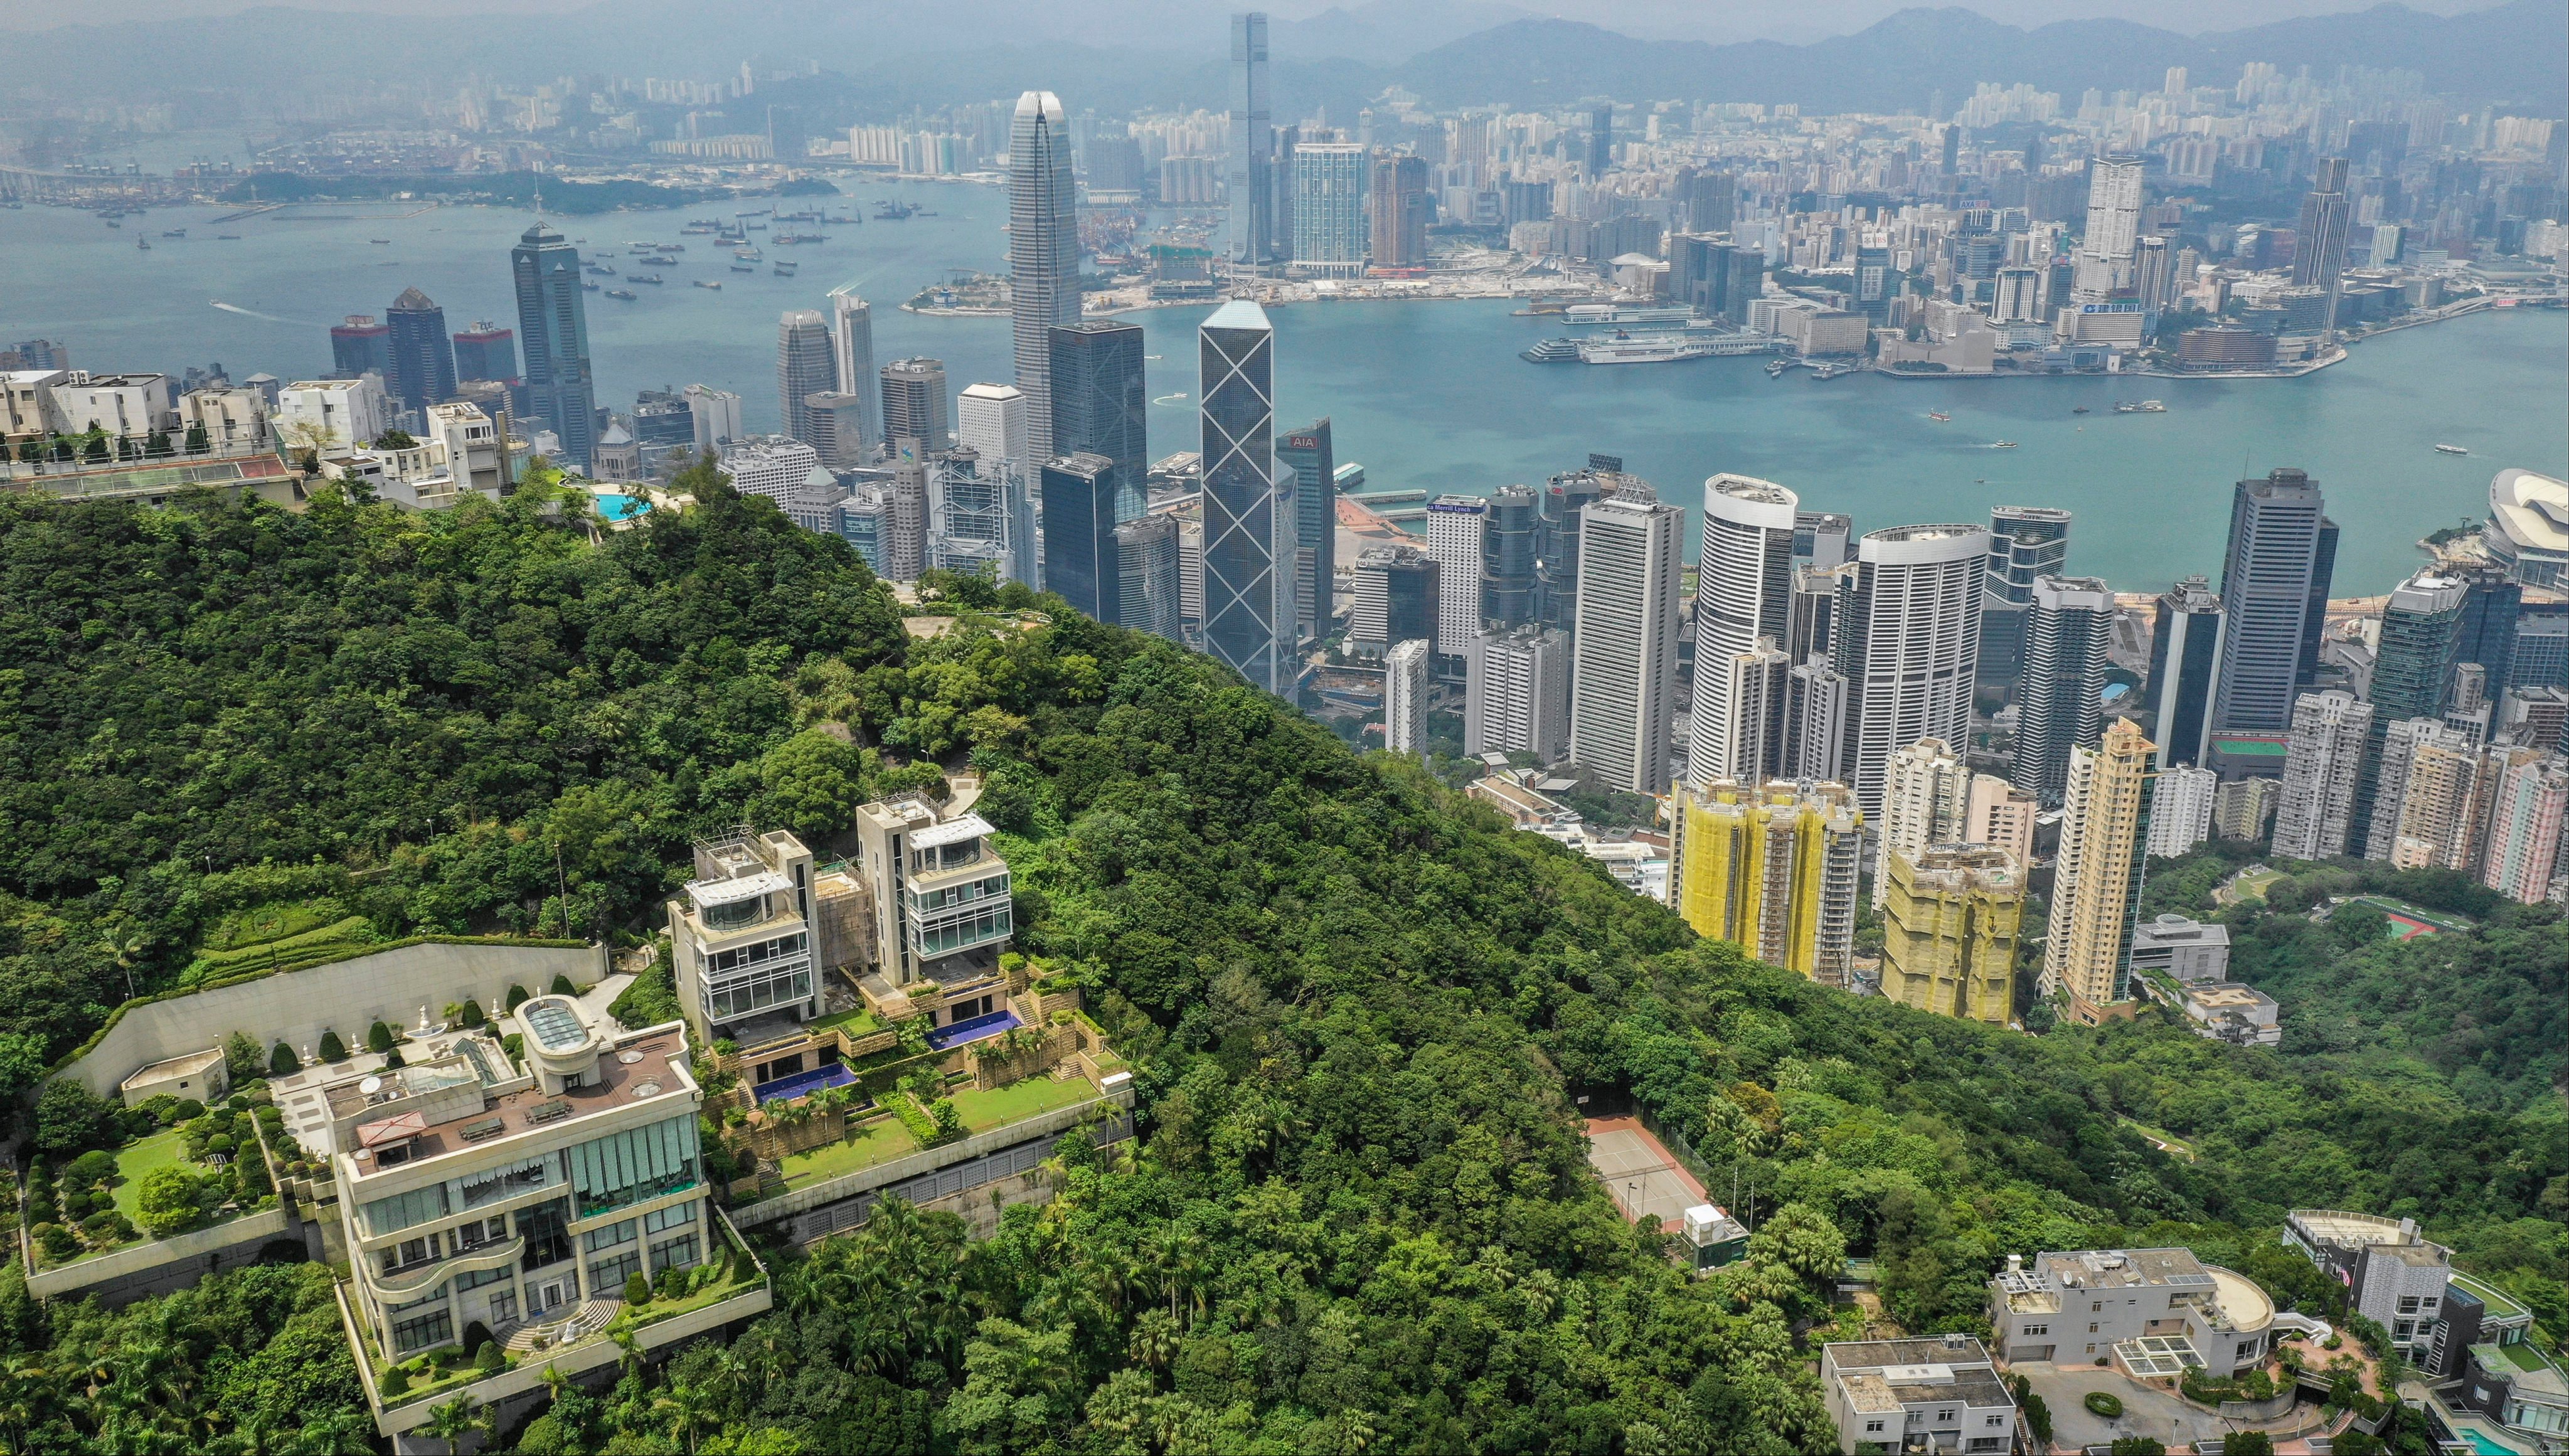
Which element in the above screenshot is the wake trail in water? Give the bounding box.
[211,300,326,327]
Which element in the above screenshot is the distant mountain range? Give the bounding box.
[0,0,2555,129]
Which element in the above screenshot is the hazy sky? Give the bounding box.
[0,0,2505,40]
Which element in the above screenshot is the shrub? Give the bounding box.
[2221,1433,2274,1456]
[270,1041,299,1076]
[65,1150,117,1186]
[316,1031,347,1063]
[174,1099,206,1122]
[505,984,531,1011]
[135,1093,181,1126]
[2084,1391,2124,1418]
[133,1167,208,1238]
[2109,1441,2164,1456]
[33,1225,76,1262]
[78,1211,120,1239]
[206,1134,237,1156]
[236,1152,272,1198]
[624,1272,652,1305]
[549,974,578,997]
[380,1364,410,1397]
[366,1022,395,1055]
[33,1081,121,1154]
[474,1341,505,1374]
[223,1031,265,1085]
[928,1098,967,1145]
[460,999,487,1028]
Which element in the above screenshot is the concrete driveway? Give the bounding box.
[2012,1362,2231,1453]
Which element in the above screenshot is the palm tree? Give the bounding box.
[0,1354,50,1454]
[608,1326,644,1381]
[654,1381,718,1455]
[421,1393,490,1455]
[535,1361,572,1408]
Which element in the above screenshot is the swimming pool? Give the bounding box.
[593,492,649,521]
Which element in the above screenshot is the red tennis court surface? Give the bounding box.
[1585,1115,1706,1229]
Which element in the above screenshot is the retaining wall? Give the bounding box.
[27,1206,295,1305]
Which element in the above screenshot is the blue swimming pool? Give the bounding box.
[927,1009,1021,1051]
[593,492,649,521]
[753,1063,853,1105]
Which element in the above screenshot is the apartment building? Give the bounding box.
[666,828,821,1045]
[855,797,1014,1007]
[1820,1336,2016,1456]
[1989,1246,2275,1378]
[2285,1209,2454,1361]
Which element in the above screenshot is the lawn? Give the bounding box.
[775,1114,921,1191]
[950,1074,1102,1132]
[107,1130,208,1227]
[2218,868,2285,905]
[805,1007,886,1037]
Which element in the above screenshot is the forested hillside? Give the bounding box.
[0,480,2560,1453]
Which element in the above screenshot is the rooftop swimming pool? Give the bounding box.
[593,492,649,522]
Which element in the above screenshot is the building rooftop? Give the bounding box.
[2290,1209,2428,1251]
[2452,1272,2532,1323]
[2185,982,2274,1011]
[120,1047,226,1089]
[2135,914,2230,947]
[342,1029,688,1185]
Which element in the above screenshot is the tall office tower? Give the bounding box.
[1570,488,1684,795]
[879,358,951,451]
[883,455,929,581]
[1269,125,1297,263]
[1834,524,1989,822]
[1793,511,1853,570]
[1966,772,2038,868]
[1465,625,1572,761]
[1585,102,1613,177]
[775,311,834,445]
[1667,778,1863,986]
[2211,469,2339,733]
[2272,690,2373,860]
[1784,657,1849,782]
[1226,13,1276,267]
[2071,154,2143,300]
[955,382,1029,483]
[1425,495,1490,658]
[1368,154,1430,268]
[1275,420,1336,642]
[1977,506,2073,709]
[1713,641,1793,787]
[383,288,457,416]
[1785,564,1843,666]
[2385,738,2488,872]
[1990,266,2046,324]
[683,385,743,457]
[330,314,392,382]
[2145,576,2225,770]
[800,392,871,470]
[1198,300,1297,694]
[2349,569,2468,848]
[1039,452,1120,624]
[510,221,598,469]
[2292,157,2352,299]
[717,435,824,507]
[2481,752,2567,903]
[1691,474,1800,785]
[2442,562,2523,704]
[1684,168,1737,234]
[1348,546,1440,657]
[928,447,1013,578]
[827,288,882,450]
[2015,575,2117,807]
[1290,142,1369,274]
[1876,736,1972,905]
[2132,236,2176,315]
[1481,484,1541,630]
[2363,718,2474,859]
[1536,468,1609,632]
[2041,718,2156,1021]
[1383,638,1432,754]
[1881,845,2024,1026]
[1009,92,1080,456]
[2148,764,2218,858]
[1113,513,1183,643]
[450,322,518,386]
[1048,321,1147,519]
[1940,124,1959,179]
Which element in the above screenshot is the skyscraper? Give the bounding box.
[2145,576,2225,770]
[2042,718,2156,1021]
[1586,102,1614,177]
[450,322,518,388]
[1008,92,1080,455]
[1348,546,1439,657]
[2072,154,2144,301]
[1977,506,2072,709]
[1368,154,1430,268]
[1424,496,1489,658]
[2481,752,2567,904]
[879,358,950,450]
[1481,485,1541,630]
[1290,142,1369,274]
[1114,513,1183,643]
[2147,765,2218,858]
[1048,322,1148,520]
[330,315,391,383]
[2015,574,2117,807]
[827,288,882,451]
[1040,452,1120,625]
[511,221,598,469]
[1794,511,1853,570]
[776,311,834,445]
[2449,562,2524,702]
[800,393,871,470]
[2383,738,2487,872]
[1881,845,2024,1025]
[2211,469,2338,734]
[1383,638,1431,754]
[383,288,457,417]
[683,385,743,457]
[2351,570,2467,849]
[1465,625,1571,762]
[2273,690,2373,860]
[1568,487,1684,795]
[927,447,1013,578]
[1226,13,1276,267]
[1835,524,1989,821]
[1875,736,1972,906]
[1198,300,1297,694]
[2292,156,2353,299]
[1667,777,1863,986]
[1275,420,1336,643]
[957,384,1034,586]
[2363,717,2474,861]
[1537,467,1610,632]
[1691,474,1800,785]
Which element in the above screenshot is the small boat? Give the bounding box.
[105,220,120,228]
[2071,405,2088,414]
[582,281,599,291]
[161,228,186,238]
[1928,411,1950,422]
[631,274,662,285]
[370,238,390,245]
[875,200,917,220]
[694,279,721,290]
[660,243,685,252]
[2434,443,2469,455]
[1765,359,1790,378]
[215,233,240,240]
[137,237,151,250]
[605,289,638,300]
[2113,400,2142,413]
[772,260,799,276]
[2137,400,2166,412]
[1991,440,2019,449]
[731,262,756,273]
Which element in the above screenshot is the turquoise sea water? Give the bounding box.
[9,178,2563,594]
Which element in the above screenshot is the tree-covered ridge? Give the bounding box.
[0,488,2557,1454]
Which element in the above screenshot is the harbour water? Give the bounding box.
[9,178,2563,595]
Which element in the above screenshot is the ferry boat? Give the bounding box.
[605,289,638,300]
[731,262,757,273]
[660,243,685,252]
[1811,361,1859,380]
[1561,303,1696,326]
[733,248,763,262]
[1579,334,1721,364]
[694,279,722,290]
[1928,411,1951,422]
[1519,337,1583,363]
[875,199,918,220]
[2137,400,2166,412]
[1991,440,2019,449]
[585,262,617,275]
[772,260,799,276]
[630,274,663,285]
[1765,359,1791,378]
[2434,443,2469,455]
